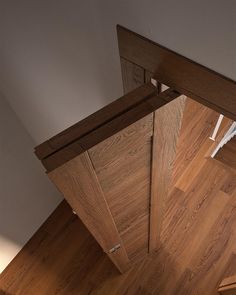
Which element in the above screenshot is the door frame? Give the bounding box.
[35,26,236,272]
[117,25,236,254]
[117,25,236,121]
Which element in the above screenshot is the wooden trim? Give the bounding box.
[219,275,236,294]
[218,283,236,295]
[35,83,156,160]
[41,87,181,172]
[118,64,185,254]
[131,70,185,252]
[120,58,145,93]
[48,151,130,273]
[220,275,236,288]
[149,93,186,251]
[117,25,236,120]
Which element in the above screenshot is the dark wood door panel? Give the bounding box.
[88,115,153,261]
[117,25,236,120]
[35,27,190,273]
[48,151,130,273]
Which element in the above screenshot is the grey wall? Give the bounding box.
[1,0,235,144]
[0,93,61,272]
[0,0,235,271]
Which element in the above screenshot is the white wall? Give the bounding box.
[0,93,61,273]
[0,0,235,144]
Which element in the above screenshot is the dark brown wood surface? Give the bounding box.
[218,254,236,294]
[40,87,181,172]
[1,99,235,295]
[33,24,236,276]
[219,275,236,295]
[48,151,130,273]
[119,65,186,255]
[88,114,153,262]
[120,58,145,93]
[45,84,183,270]
[117,25,236,120]
[149,94,186,252]
[216,136,236,170]
[35,83,156,160]
[34,58,183,273]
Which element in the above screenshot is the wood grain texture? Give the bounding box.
[216,136,236,171]
[221,276,236,288]
[219,275,236,294]
[120,58,145,93]
[144,69,186,252]
[35,83,156,160]
[175,138,213,192]
[1,99,235,295]
[117,25,236,120]
[219,284,236,295]
[29,23,236,285]
[41,87,181,172]
[218,254,236,295]
[88,114,153,262]
[48,151,130,273]
[118,64,184,255]
[149,94,186,252]
[172,98,233,188]
[36,67,182,273]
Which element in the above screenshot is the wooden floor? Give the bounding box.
[0,98,235,295]
[215,135,236,170]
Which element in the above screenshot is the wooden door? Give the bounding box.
[34,25,236,274]
[35,82,185,273]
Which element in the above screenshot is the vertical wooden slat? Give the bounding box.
[118,60,151,261]
[119,65,185,255]
[48,151,130,273]
[88,115,153,262]
[120,58,145,93]
[149,89,186,252]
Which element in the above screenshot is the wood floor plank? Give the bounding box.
[182,200,236,295]
[174,138,214,192]
[1,99,235,295]
[171,98,218,186]
[162,160,229,257]
[171,190,230,270]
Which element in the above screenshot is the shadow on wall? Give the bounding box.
[0,1,124,143]
[0,93,61,272]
